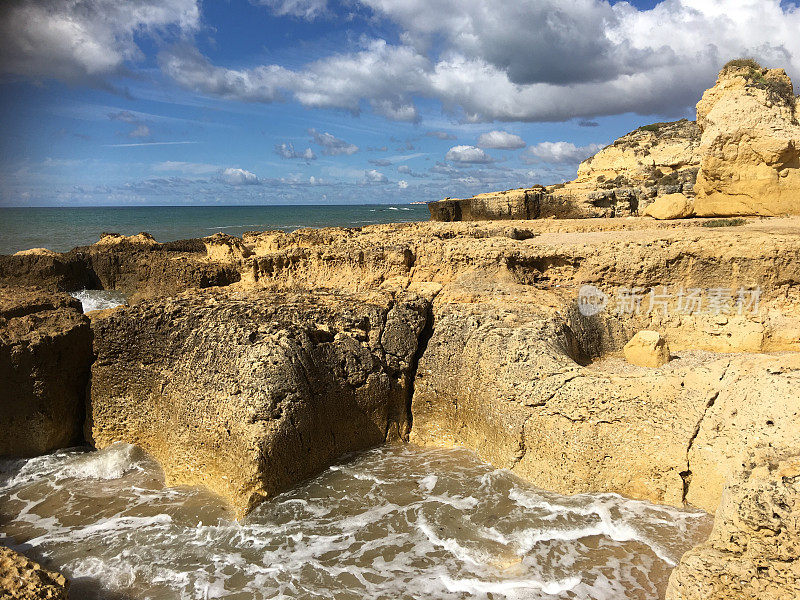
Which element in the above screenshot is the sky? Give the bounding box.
[1,0,799,206]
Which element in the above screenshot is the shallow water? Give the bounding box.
[0,443,711,600]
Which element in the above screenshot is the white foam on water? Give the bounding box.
[441,574,581,596]
[70,289,127,312]
[0,444,712,599]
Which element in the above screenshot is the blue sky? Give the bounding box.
[1,0,799,206]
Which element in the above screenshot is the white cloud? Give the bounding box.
[309,129,358,156]
[158,1,800,122]
[129,124,151,138]
[364,169,388,183]
[0,0,199,83]
[477,130,526,150]
[445,145,493,164]
[221,167,259,185]
[523,141,604,164]
[254,0,328,19]
[275,143,317,160]
[398,180,409,189]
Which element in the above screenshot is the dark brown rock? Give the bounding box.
[0,286,92,457]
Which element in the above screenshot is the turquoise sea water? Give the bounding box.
[0,205,430,255]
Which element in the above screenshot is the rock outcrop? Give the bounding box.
[86,287,429,516]
[0,286,92,457]
[666,447,800,600]
[0,546,69,599]
[430,62,800,222]
[429,119,701,221]
[0,235,240,302]
[693,64,800,217]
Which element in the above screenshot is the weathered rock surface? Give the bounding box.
[624,330,670,367]
[666,447,800,600]
[0,286,92,457]
[0,546,69,599]
[87,287,429,516]
[411,296,800,513]
[693,65,800,217]
[428,186,582,221]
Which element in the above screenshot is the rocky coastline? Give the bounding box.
[2,63,800,599]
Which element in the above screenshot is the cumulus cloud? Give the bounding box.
[477,130,526,150]
[398,180,409,189]
[523,141,604,164]
[157,0,800,122]
[369,159,392,167]
[220,167,259,185]
[445,145,493,164]
[397,164,428,178]
[275,142,316,160]
[364,169,388,183]
[0,0,199,83]
[309,129,358,155]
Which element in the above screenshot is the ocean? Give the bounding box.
[0,205,431,255]
[0,443,710,600]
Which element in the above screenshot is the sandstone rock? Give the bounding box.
[428,187,558,221]
[0,286,92,457]
[666,447,800,600]
[0,236,240,302]
[87,287,429,516]
[0,546,69,599]
[12,248,58,257]
[693,65,800,217]
[642,193,694,220]
[203,232,253,261]
[94,231,158,246]
[623,330,671,367]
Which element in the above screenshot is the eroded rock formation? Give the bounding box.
[87,287,429,516]
[0,286,92,457]
[0,546,69,599]
[666,447,800,600]
[693,64,800,216]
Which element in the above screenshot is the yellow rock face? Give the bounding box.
[643,193,694,220]
[693,66,800,217]
[623,330,671,367]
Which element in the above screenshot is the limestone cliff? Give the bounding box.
[693,64,800,216]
